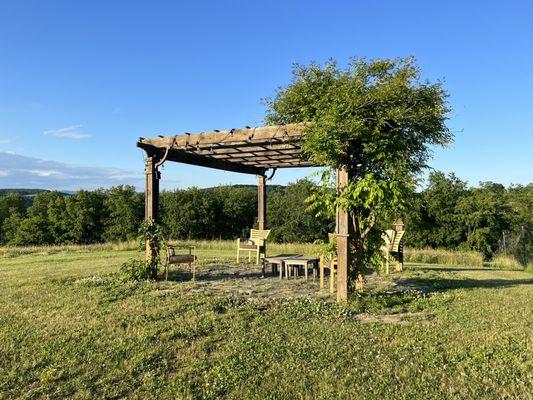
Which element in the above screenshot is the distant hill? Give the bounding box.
[0,189,51,196]
[199,184,286,192]
[0,189,73,206]
[0,185,284,197]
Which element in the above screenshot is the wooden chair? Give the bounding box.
[236,229,271,265]
[381,221,405,274]
[320,233,338,293]
[165,244,197,281]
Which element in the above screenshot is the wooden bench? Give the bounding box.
[381,221,405,274]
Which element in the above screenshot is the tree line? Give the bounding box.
[0,172,531,262]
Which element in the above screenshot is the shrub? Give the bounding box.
[120,258,157,281]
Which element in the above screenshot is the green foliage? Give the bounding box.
[0,176,530,264]
[266,57,452,287]
[103,185,144,242]
[405,171,467,248]
[0,193,26,223]
[119,257,156,281]
[120,219,165,281]
[405,173,532,260]
[0,193,28,243]
[268,179,333,242]
[456,183,510,258]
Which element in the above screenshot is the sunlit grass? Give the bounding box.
[0,243,531,399]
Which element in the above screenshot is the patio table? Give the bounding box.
[283,255,320,281]
[262,254,302,277]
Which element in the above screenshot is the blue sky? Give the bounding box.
[0,0,531,190]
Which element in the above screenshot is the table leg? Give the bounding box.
[320,263,325,289]
[304,262,308,281]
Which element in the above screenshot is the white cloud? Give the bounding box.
[28,170,60,177]
[43,125,91,139]
[0,139,10,144]
[0,152,143,190]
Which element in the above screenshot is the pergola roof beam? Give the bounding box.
[136,123,318,172]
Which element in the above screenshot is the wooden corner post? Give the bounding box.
[145,155,160,259]
[258,174,267,271]
[336,167,352,301]
[258,174,266,231]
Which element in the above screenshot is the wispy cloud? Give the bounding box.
[0,139,10,144]
[0,152,143,190]
[43,125,91,139]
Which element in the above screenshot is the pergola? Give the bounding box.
[137,124,353,300]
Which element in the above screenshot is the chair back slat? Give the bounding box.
[250,229,271,240]
[391,230,404,252]
[382,229,395,246]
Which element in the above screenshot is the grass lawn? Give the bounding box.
[0,245,532,399]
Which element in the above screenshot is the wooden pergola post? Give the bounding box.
[336,167,352,301]
[257,174,267,230]
[145,155,160,259]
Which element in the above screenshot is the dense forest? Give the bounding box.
[0,172,531,263]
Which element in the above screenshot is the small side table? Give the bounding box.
[283,256,320,281]
[263,254,302,277]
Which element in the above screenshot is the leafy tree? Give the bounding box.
[47,194,69,243]
[63,190,106,244]
[265,57,451,290]
[456,182,511,258]
[103,185,144,242]
[18,191,64,244]
[405,171,467,248]
[0,193,26,223]
[160,188,221,240]
[214,186,257,239]
[268,179,333,243]
[1,210,24,244]
[0,193,27,243]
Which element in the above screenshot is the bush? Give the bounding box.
[120,258,157,281]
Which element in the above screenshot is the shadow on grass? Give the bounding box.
[163,267,265,283]
[408,265,502,272]
[397,276,533,292]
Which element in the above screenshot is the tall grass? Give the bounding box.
[489,254,533,272]
[2,241,530,272]
[404,247,484,267]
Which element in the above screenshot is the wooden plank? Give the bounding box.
[189,143,301,156]
[139,123,305,149]
[137,144,266,175]
[336,167,351,301]
[207,148,302,159]
[240,160,315,168]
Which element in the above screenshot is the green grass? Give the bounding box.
[0,245,532,399]
[404,247,485,267]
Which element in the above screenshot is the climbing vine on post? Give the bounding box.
[137,218,165,279]
[265,57,452,292]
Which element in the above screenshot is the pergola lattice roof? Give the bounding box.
[136,123,316,175]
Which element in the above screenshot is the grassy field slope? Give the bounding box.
[0,246,532,399]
